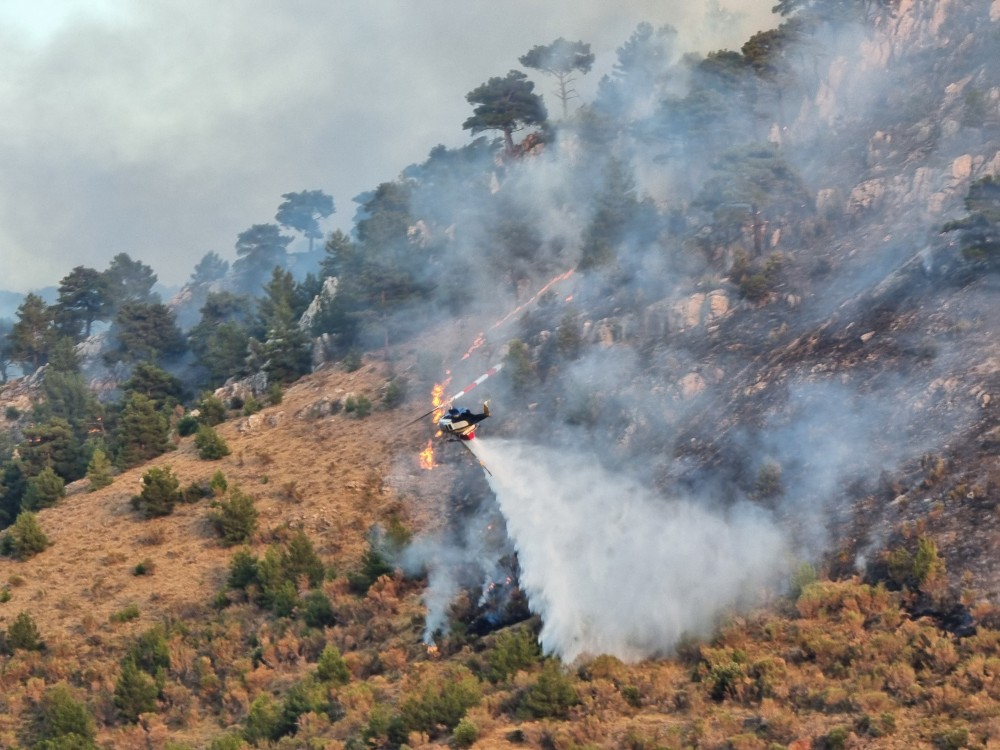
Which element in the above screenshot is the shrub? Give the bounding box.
[114,659,159,722]
[176,415,200,437]
[302,589,336,629]
[126,625,171,676]
[1,511,50,560]
[399,665,482,737]
[453,717,478,748]
[110,604,141,623]
[197,394,227,426]
[516,660,579,719]
[210,470,228,496]
[383,377,407,409]
[132,559,154,576]
[22,466,66,510]
[315,645,350,685]
[342,349,362,372]
[86,448,114,491]
[485,627,541,683]
[5,405,20,420]
[131,466,181,518]
[267,383,283,405]
[244,694,282,744]
[348,543,393,595]
[227,548,260,590]
[241,396,262,416]
[34,682,97,748]
[6,610,44,652]
[208,487,258,545]
[344,394,372,418]
[195,424,231,460]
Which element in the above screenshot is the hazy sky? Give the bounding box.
[0,1,777,294]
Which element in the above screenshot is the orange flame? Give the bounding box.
[419,439,436,470]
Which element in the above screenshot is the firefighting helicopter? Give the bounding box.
[408,363,502,438]
[407,363,503,473]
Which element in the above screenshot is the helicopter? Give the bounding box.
[407,363,503,473]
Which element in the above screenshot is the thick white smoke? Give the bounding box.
[468,438,788,663]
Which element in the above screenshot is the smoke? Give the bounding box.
[469,438,787,663]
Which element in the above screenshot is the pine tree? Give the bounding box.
[52,265,111,340]
[86,448,114,491]
[22,467,65,510]
[1,511,49,560]
[113,659,159,722]
[117,394,169,468]
[8,293,54,373]
[131,466,180,518]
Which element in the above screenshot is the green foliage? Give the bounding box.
[302,589,336,628]
[197,393,228,426]
[126,624,171,676]
[195,424,231,460]
[282,530,326,588]
[122,362,186,412]
[33,682,97,749]
[789,562,818,600]
[105,300,187,366]
[85,448,114,491]
[519,38,594,118]
[399,665,482,737]
[348,541,393,595]
[1,511,50,560]
[913,534,946,587]
[232,223,292,293]
[210,470,228,496]
[344,394,372,418]
[9,292,55,373]
[113,659,159,723]
[342,349,363,372]
[315,645,351,685]
[243,693,282,743]
[6,610,44,652]
[463,70,547,154]
[275,190,335,251]
[117,393,170,468]
[516,659,579,719]
[131,466,181,519]
[266,382,283,405]
[452,717,479,748]
[382,376,407,409]
[207,733,248,750]
[23,466,66,510]
[176,414,200,437]
[110,603,141,623]
[485,627,542,683]
[209,486,258,545]
[226,548,260,590]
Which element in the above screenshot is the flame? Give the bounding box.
[419,439,436,470]
[430,371,452,422]
[427,644,440,657]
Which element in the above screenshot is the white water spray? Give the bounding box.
[468,438,789,663]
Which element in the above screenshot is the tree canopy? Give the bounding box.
[519,38,595,118]
[463,70,548,155]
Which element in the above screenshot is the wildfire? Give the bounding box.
[490,268,575,330]
[426,644,440,658]
[419,439,436,470]
[430,372,452,422]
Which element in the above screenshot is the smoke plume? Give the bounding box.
[469,438,787,663]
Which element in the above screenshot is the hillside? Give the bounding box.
[2,0,1000,748]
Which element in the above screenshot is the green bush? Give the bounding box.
[86,448,114,491]
[131,466,181,518]
[302,589,336,628]
[114,659,159,722]
[176,414,200,437]
[383,377,407,409]
[110,604,141,623]
[126,625,171,676]
[344,394,372,418]
[1,511,50,560]
[453,717,479,748]
[210,470,228,496]
[6,610,44,652]
[485,627,541,683]
[243,694,282,744]
[208,486,258,545]
[399,665,481,737]
[316,645,350,685]
[516,659,579,720]
[197,394,227,426]
[267,383,284,405]
[34,683,97,748]
[227,548,260,590]
[195,424,231,460]
[23,466,66,510]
